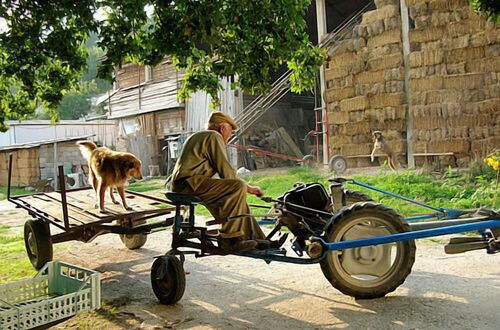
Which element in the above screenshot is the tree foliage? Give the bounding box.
[470,0,499,22]
[0,0,324,132]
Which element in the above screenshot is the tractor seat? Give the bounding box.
[165,192,203,205]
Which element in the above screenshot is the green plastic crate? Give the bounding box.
[0,261,101,330]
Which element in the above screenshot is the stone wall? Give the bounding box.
[325,0,499,167]
[407,0,500,166]
[39,142,87,180]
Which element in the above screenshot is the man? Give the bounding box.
[168,111,267,251]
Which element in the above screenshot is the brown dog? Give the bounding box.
[371,131,400,172]
[77,141,143,213]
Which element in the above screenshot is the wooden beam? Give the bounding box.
[316,0,329,165]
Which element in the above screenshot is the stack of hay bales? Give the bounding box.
[0,148,40,187]
[326,0,406,168]
[407,0,500,167]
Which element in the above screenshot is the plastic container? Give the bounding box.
[0,261,101,329]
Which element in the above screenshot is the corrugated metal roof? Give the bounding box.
[0,134,95,151]
[107,78,184,119]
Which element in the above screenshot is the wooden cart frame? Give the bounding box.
[6,154,176,268]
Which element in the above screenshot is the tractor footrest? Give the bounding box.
[445,236,489,254]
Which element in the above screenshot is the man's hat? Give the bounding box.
[207,111,238,130]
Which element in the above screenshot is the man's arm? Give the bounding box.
[206,133,237,179]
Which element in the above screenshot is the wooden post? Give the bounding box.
[58,166,70,231]
[316,0,329,165]
[400,0,415,168]
[7,153,13,199]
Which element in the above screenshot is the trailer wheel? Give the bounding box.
[320,202,415,299]
[329,155,347,174]
[24,219,53,269]
[119,234,147,249]
[151,256,186,305]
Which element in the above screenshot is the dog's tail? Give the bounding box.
[76,140,97,161]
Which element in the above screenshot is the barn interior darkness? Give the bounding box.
[241,0,372,169]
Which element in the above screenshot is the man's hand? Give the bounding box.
[247,185,264,197]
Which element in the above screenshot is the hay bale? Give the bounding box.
[470,32,487,47]
[465,58,500,73]
[369,93,404,108]
[342,121,371,135]
[329,51,359,67]
[446,62,466,75]
[362,5,399,25]
[375,0,399,7]
[355,70,385,84]
[341,143,372,156]
[409,27,445,43]
[384,68,403,81]
[428,0,468,12]
[443,73,485,89]
[368,53,403,70]
[442,35,469,50]
[445,47,485,63]
[326,87,355,103]
[325,66,349,80]
[410,76,444,91]
[385,80,404,93]
[367,30,401,48]
[340,96,369,112]
[328,111,349,125]
[409,50,444,67]
[426,90,462,104]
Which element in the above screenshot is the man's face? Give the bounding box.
[219,122,233,144]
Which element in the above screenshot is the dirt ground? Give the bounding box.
[0,166,498,329]
[42,229,498,330]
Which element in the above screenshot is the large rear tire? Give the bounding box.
[320,202,415,299]
[344,190,372,205]
[24,219,53,269]
[151,256,186,305]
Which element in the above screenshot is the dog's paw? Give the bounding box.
[99,208,109,214]
[124,206,133,211]
[112,200,120,205]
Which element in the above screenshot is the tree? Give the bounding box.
[470,0,499,22]
[0,0,324,132]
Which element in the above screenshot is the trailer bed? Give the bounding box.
[10,188,175,228]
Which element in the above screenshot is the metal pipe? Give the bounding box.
[58,166,70,230]
[409,217,489,231]
[320,220,500,251]
[350,180,443,212]
[7,153,13,199]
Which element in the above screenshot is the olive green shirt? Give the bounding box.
[170,130,236,192]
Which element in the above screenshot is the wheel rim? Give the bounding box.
[331,157,347,173]
[327,216,405,288]
[27,231,38,258]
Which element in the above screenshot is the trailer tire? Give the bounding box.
[151,255,186,305]
[328,155,347,174]
[119,234,147,249]
[320,202,415,299]
[24,219,53,269]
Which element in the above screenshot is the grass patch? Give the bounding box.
[190,166,499,217]
[0,186,30,200]
[0,225,37,284]
[127,177,166,193]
